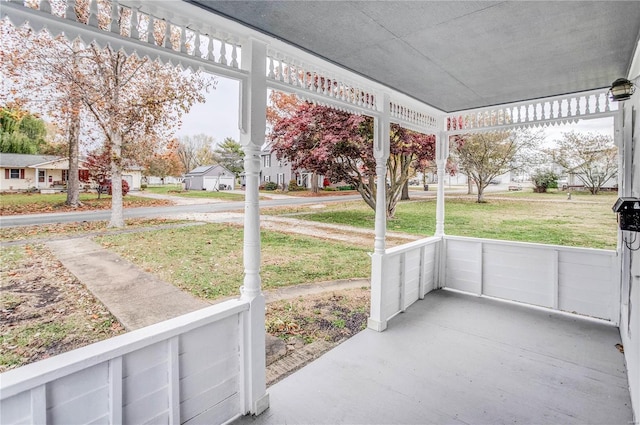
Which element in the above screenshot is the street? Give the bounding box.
[0,194,364,227]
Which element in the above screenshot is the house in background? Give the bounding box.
[0,153,142,192]
[0,153,88,191]
[184,164,235,191]
[260,147,292,189]
[260,146,325,190]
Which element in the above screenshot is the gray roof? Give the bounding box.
[186,165,216,175]
[188,1,640,112]
[0,153,63,168]
[185,164,233,176]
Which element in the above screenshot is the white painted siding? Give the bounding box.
[444,236,618,323]
[0,300,249,425]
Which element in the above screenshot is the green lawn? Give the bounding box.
[264,192,618,249]
[145,185,245,201]
[96,223,371,300]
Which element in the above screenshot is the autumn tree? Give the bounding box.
[145,139,184,182]
[177,134,217,173]
[214,137,244,177]
[551,132,617,195]
[84,148,112,199]
[269,100,435,218]
[452,131,541,203]
[1,13,211,226]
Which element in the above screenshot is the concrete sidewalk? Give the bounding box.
[46,238,211,331]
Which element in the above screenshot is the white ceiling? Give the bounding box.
[187,1,640,113]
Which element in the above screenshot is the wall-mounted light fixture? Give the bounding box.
[609,78,636,101]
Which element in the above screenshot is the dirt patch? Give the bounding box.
[264,287,369,384]
[0,244,125,372]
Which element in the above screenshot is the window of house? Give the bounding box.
[263,175,271,182]
[5,169,24,179]
[38,170,45,183]
[277,173,284,185]
[62,170,68,182]
[263,155,271,168]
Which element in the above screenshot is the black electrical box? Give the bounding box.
[613,197,640,232]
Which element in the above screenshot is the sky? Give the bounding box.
[177,75,615,147]
[175,76,240,143]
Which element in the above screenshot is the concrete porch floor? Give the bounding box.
[236,289,632,424]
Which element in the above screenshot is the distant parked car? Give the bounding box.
[98,179,130,196]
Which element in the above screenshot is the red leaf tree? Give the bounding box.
[269,96,435,218]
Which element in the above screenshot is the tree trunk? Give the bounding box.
[65,109,82,207]
[476,182,485,203]
[401,180,410,200]
[467,177,473,195]
[311,172,319,193]
[108,131,125,228]
[66,39,83,208]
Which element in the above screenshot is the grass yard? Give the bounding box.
[96,223,371,300]
[0,192,170,215]
[145,185,245,201]
[264,192,618,249]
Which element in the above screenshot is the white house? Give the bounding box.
[1,2,639,425]
[0,153,143,192]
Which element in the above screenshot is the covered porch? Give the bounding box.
[1,1,638,424]
[237,289,631,424]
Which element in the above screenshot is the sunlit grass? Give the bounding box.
[263,194,617,249]
[96,223,371,300]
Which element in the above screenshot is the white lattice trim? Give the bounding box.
[2,0,246,77]
[267,51,377,112]
[445,89,619,134]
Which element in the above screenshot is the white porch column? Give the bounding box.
[435,132,448,289]
[435,132,447,237]
[368,94,390,332]
[238,38,269,416]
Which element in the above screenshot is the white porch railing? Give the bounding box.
[369,237,440,330]
[370,236,619,329]
[444,236,619,323]
[1,299,251,425]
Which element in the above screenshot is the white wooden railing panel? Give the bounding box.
[46,364,110,424]
[370,237,440,328]
[421,243,437,295]
[0,300,250,425]
[403,248,422,309]
[483,243,555,308]
[381,254,402,321]
[445,238,482,294]
[1,391,32,425]
[558,250,618,321]
[180,315,240,424]
[444,236,619,323]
